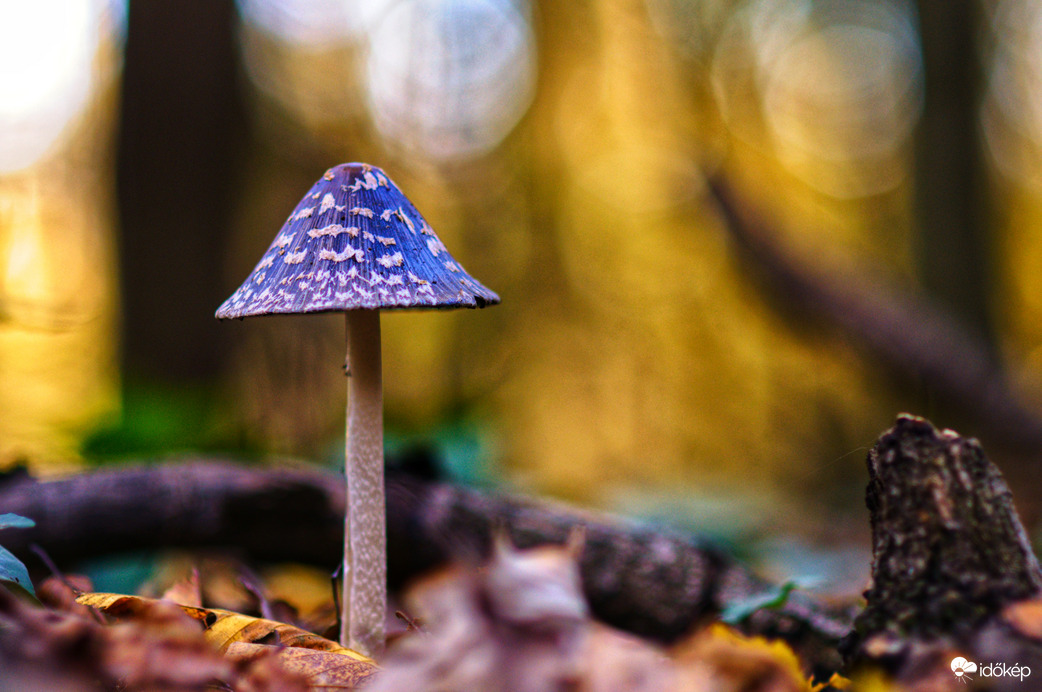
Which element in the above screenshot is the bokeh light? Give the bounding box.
[236,0,393,134]
[236,0,536,165]
[982,1,1042,383]
[236,0,385,46]
[713,0,922,198]
[0,0,122,173]
[982,0,1042,189]
[0,0,123,469]
[363,0,536,162]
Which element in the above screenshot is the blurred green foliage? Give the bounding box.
[83,381,222,461]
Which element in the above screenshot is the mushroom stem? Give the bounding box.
[343,309,385,657]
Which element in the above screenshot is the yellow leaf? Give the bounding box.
[197,606,369,659]
[672,623,813,692]
[812,671,852,690]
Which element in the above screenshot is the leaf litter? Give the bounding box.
[0,537,850,691]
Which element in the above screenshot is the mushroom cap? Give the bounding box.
[216,163,500,319]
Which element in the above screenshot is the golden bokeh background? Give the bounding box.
[4,0,1042,542]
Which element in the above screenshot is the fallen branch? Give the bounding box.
[0,460,852,671]
[706,176,1042,456]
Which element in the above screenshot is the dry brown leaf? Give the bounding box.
[3,585,240,691]
[227,641,379,690]
[367,536,590,692]
[37,574,95,618]
[1,584,108,691]
[367,534,704,692]
[579,623,689,692]
[99,597,237,689]
[79,592,361,653]
[231,646,313,692]
[78,591,379,690]
[142,556,261,615]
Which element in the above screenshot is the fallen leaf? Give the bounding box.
[78,591,379,689]
[672,623,812,692]
[100,597,237,689]
[261,563,334,621]
[368,536,591,692]
[4,586,237,691]
[37,575,95,619]
[810,672,851,690]
[228,641,379,690]
[198,606,373,659]
[368,534,707,692]
[580,623,685,692]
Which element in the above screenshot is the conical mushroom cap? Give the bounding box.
[216,163,500,318]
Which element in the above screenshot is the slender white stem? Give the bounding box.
[343,309,385,657]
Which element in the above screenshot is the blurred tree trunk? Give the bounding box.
[914,1,994,358]
[117,0,244,381]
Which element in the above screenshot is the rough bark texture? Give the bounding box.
[844,415,1042,687]
[0,461,851,670]
[858,415,1042,639]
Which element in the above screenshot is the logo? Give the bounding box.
[951,657,977,683]
[951,657,1031,683]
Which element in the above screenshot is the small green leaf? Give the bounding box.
[0,513,35,530]
[0,544,36,598]
[720,580,802,624]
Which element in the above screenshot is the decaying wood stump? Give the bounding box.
[845,414,1042,686]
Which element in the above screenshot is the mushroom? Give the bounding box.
[216,163,499,656]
